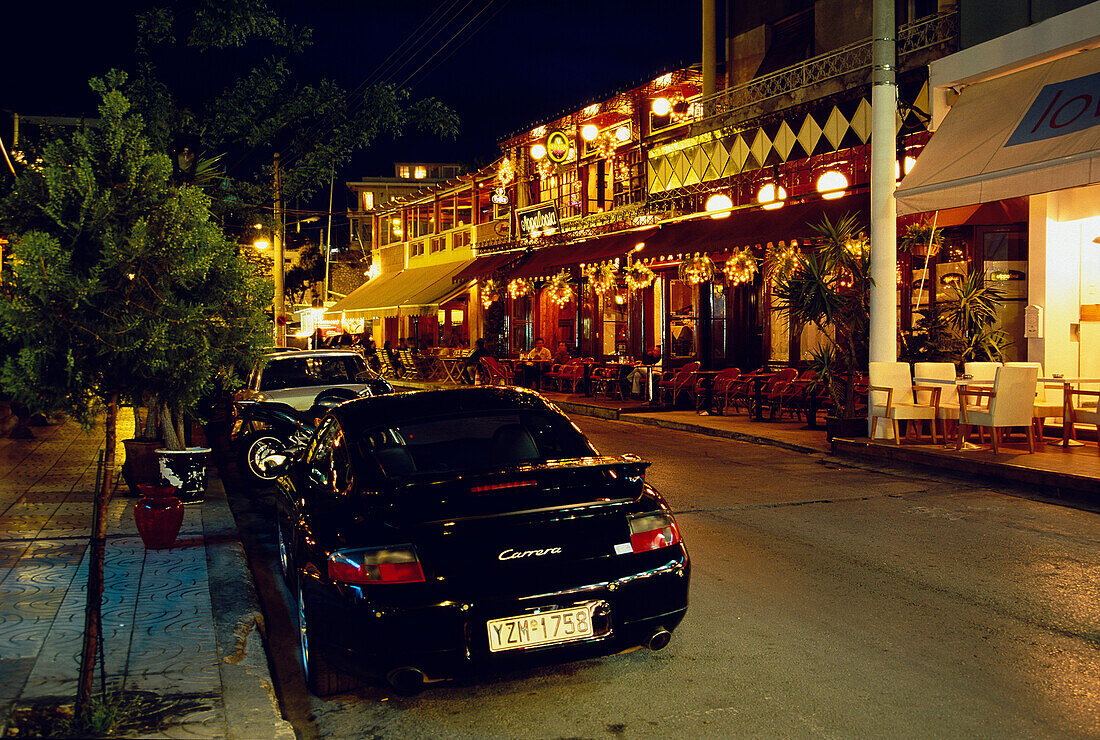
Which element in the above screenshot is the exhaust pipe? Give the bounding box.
[386,666,425,696]
[646,628,672,651]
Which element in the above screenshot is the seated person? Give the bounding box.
[517,337,552,388]
[552,341,572,364]
[462,338,489,384]
[628,345,662,397]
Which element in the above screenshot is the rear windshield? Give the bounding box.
[358,411,596,479]
[260,356,365,391]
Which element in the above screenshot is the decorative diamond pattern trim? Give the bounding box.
[797,115,823,157]
[749,129,772,169]
[851,99,872,143]
[728,134,750,173]
[773,121,797,161]
[822,106,849,150]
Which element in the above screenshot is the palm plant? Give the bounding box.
[772,212,871,418]
[942,271,1011,361]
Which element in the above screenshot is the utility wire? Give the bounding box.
[400,0,511,89]
[363,0,470,90]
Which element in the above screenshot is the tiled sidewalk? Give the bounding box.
[0,417,292,738]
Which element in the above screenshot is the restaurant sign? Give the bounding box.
[516,202,560,239]
[1006,70,1100,147]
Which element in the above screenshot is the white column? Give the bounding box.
[869,0,897,365]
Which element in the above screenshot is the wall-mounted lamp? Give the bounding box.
[531,143,547,160]
[652,97,672,116]
[581,124,599,141]
[816,170,848,200]
[756,183,787,211]
[705,193,733,219]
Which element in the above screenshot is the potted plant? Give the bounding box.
[771,212,871,439]
[899,220,943,258]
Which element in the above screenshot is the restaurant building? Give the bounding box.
[328,1,1093,375]
[896,0,1100,379]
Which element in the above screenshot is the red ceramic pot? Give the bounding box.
[133,484,184,549]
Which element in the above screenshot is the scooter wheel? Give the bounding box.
[240,433,286,483]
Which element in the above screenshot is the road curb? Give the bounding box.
[203,472,296,740]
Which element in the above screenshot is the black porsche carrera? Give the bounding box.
[270,386,689,696]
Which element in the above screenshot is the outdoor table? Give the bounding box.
[436,354,466,383]
[512,359,553,390]
[914,376,994,450]
[1038,376,1100,447]
[632,365,661,404]
[751,372,778,422]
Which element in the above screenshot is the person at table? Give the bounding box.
[517,337,552,387]
[385,340,405,377]
[462,338,489,385]
[628,345,662,398]
[553,341,572,364]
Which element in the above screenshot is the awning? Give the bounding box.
[508,228,659,279]
[450,250,525,283]
[899,197,1029,228]
[634,195,870,262]
[327,259,473,319]
[896,47,1100,215]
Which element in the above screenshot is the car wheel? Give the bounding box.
[296,580,358,697]
[275,519,292,585]
[240,433,285,483]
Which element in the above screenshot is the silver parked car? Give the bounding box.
[236,350,378,411]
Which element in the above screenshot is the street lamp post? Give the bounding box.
[273,153,286,348]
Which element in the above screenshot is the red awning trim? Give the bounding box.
[633,194,871,264]
[450,251,525,283]
[897,197,1028,229]
[507,228,659,280]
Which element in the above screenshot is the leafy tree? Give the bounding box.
[126,0,460,225]
[0,74,270,721]
[285,242,325,304]
[772,213,872,417]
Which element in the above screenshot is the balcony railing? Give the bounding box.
[697,9,958,125]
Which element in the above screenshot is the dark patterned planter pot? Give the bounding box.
[825,415,867,441]
[156,447,212,505]
[133,484,184,549]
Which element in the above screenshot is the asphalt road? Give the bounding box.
[225,415,1100,739]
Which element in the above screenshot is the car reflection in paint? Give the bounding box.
[269,386,690,696]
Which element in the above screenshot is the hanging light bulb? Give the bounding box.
[756,183,787,211]
[652,97,672,116]
[581,124,599,141]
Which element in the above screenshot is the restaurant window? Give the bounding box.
[438,196,455,232]
[455,189,473,228]
[601,285,629,358]
[378,215,402,247]
[709,287,726,365]
[510,296,533,354]
[613,149,645,208]
[668,279,697,360]
[586,160,611,215]
[452,229,471,249]
[409,203,433,239]
[430,236,446,253]
[982,228,1028,362]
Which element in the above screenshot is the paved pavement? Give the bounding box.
[0,415,293,739]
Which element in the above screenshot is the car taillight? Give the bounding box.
[628,513,681,552]
[327,547,425,584]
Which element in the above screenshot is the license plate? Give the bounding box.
[487,604,595,652]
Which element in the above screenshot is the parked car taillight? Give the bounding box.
[627,513,681,552]
[327,546,425,584]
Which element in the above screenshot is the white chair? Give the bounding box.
[914,361,958,440]
[1005,361,1063,438]
[869,361,938,445]
[958,365,1039,453]
[1068,389,1099,454]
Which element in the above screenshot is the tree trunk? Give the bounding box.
[161,404,182,450]
[76,394,118,721]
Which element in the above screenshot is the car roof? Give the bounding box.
[261,349,364,362]
[332,386,560,436]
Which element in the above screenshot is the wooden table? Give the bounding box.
[435,355,466,383]
[750,372,778,422]
[1038,376,1100,447]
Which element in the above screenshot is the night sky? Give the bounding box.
[6,1,705,181]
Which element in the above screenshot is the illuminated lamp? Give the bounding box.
[652,97,672,116]
[895,155,917,180]
[581,124,599,141]
[253,239,270,250]
[367,263,381,280]
[615,125,630,142]
[705,193,733,219]
[756,183,787,211]
[816,170,848,200]
[531,143,547,160]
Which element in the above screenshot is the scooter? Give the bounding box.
[232,383,390,484]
